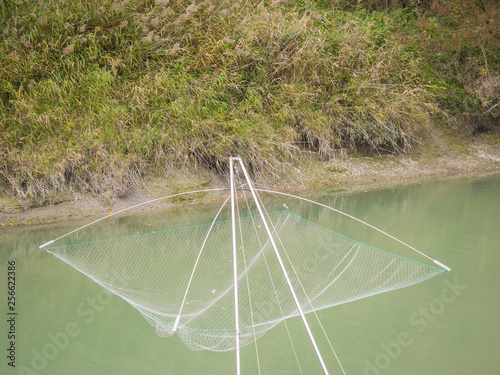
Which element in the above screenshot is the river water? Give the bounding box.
[1,173,499,375]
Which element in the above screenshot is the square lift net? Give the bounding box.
[44,208,444,352]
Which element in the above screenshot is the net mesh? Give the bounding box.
[44,210,444,352]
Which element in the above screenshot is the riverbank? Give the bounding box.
[1,130,498,227]
[2,1,499,216]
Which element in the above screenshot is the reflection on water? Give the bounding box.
[1,173,499,374]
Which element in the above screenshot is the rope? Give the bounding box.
[241,188,303,375]
[315,316,347,375]
[254,188,450,271]
[254,191,348,374]
[235,159,330,374]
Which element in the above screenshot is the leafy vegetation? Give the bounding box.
[0,0,498,206]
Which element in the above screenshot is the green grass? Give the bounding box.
[0,0,498,206]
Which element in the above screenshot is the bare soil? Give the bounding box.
[1,132,499,227]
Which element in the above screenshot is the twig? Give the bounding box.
[486,100,500,116]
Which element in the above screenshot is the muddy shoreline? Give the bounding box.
[1,135,499,227]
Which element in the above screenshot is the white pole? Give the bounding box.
[254,189,451,272]
[230,158,241,375]
[236,158,330,375]
[39,188,226,249]
[173,195,232,332]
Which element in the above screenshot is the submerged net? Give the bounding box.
[43,209,444,352]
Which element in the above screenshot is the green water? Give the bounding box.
[2,173,500,375]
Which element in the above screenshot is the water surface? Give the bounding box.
[2,173,499,375]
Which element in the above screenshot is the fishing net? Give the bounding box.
[43,209,444,352]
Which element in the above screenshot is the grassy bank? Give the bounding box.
[1,0,498,207]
